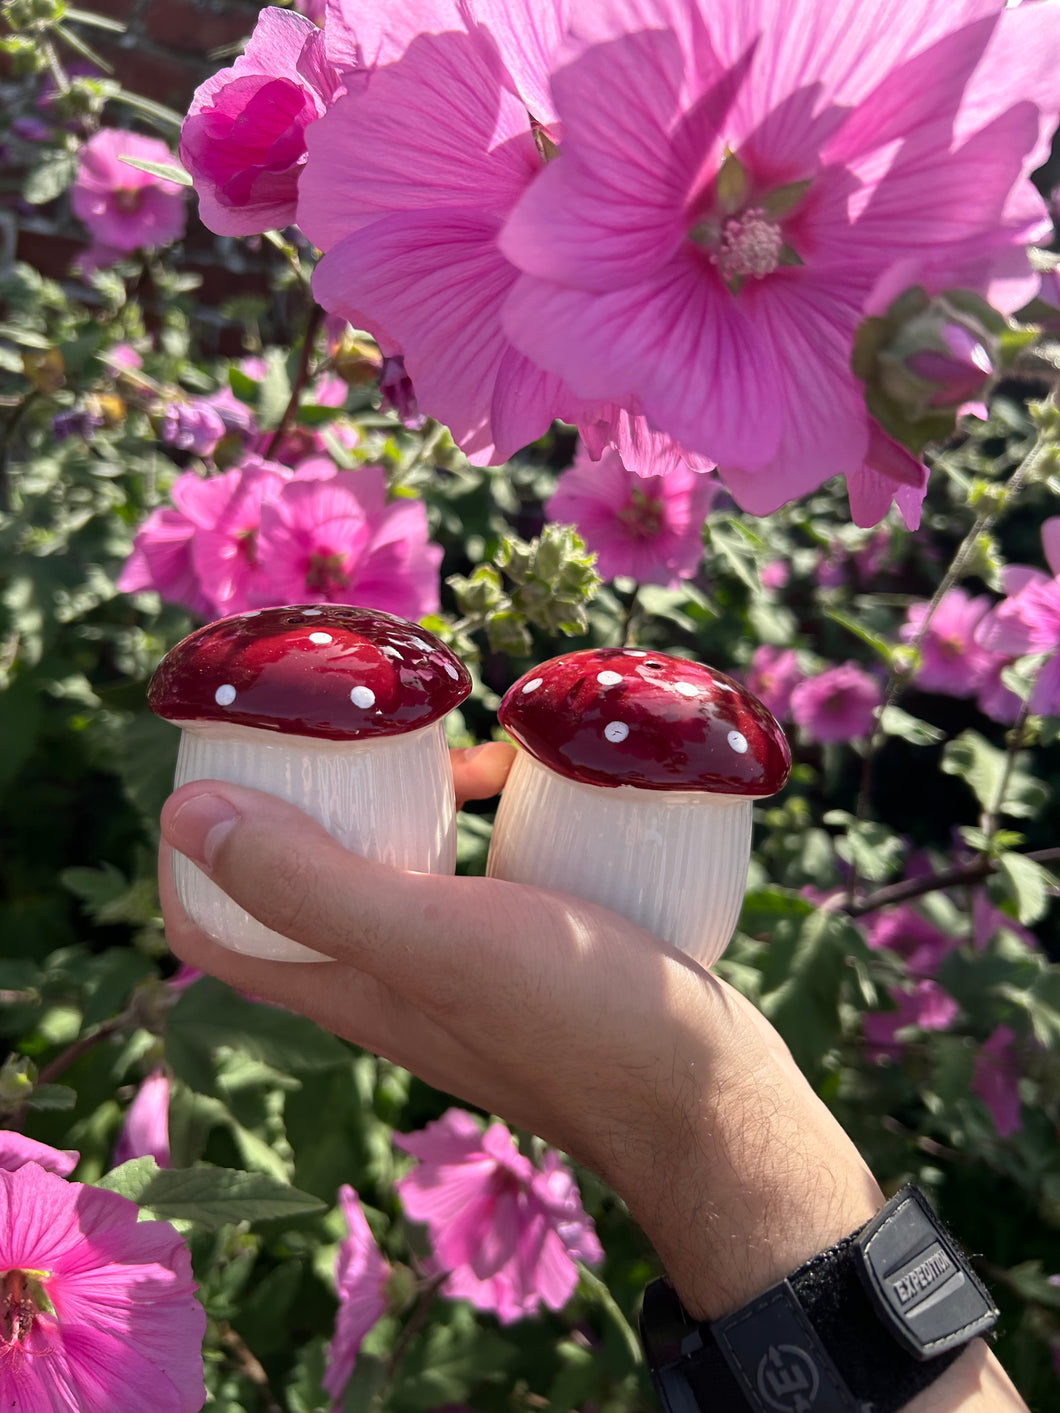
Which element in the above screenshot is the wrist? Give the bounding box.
[609,974,884,1319]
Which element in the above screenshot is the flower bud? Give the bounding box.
[880,315,994,412]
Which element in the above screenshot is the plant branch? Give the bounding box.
[981,696,1032,848]
[619,582,640,646]
[386,1273,446,1377]
[218,1321,282,1413]
[847,420,1056,904]
[845,846,1060,919]
[264,302,324,459]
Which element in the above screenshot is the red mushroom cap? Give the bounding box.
[499,648,790,794]
[148,605,472,741]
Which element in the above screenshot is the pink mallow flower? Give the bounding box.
[0,1133,78,1177]
[254,466,442,617]
[545,441,716,586]
[863,979,958,1061]
[971,1024,1023,1138]
[790,662,881,743]
[901,587,999,697]
[394,1108,602,1325]
[863,904,957,979]
[113,1070,171,1170]
[323,1187,389,1412]
[977,517,1060,715]
[745,646,804,721]
[499,0,1060,522]
[0,1161,205,1410]
[71,129,186,256]
[181,7,339,236]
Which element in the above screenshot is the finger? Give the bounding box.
[450,742,516,807]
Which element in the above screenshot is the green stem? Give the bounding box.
[981,695,1033,848]
[847,420,1056,903]
[264,303,324,459]
[618,582,640,646]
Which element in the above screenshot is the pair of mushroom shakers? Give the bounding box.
[149,605,791,966]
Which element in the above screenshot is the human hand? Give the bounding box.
[159,742,883,1319]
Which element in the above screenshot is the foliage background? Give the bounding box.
[3,2,1060,1409]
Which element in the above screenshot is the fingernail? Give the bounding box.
[170,794,240,869]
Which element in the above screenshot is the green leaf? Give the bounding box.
[97,1158,326,1228]
[116,154,192,186]
[22,150,78,205]
[389,1306,513,1412]
[940,730,1049,819]
[107,88,184,132]
[166,977,350,1094]
[825,608,895,665]
[258,348,293,427]
[825,813,905,883]
[22,1083,77,1111]
[996,853,1053,925]
[879,704,945,746]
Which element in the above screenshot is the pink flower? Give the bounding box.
[181,7,339,236]
[71,129,186,253]
[253,467,442,617]
[971,891,1037,952]
[394,1109,602,1324]
[790,662,881,743]
[745,645,804,720]
[499,0,1059,519]
[159,399,229,457]
[545,441,715,586]
[323,1187,389,1411]
[863,979,958,1060]
[977,518,1060,713]
[863,904,956,978]
[971,1024,1023,1138]
[0,1161,205,1410]
[301,14,589,465]
[117,456,291,618]
[0,1133,78,1177]
[113,1071,171,1170]
[101,343,143,374]
[901,588,998,696]
[976,660,1022,725]
[760,560,789,591]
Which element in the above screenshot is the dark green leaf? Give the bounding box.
[97,1158,326,1228]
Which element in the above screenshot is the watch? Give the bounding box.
[639,1186,999,1413]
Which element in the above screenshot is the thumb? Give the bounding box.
[159,781,453,996]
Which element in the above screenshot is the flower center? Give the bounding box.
[112,187,143,215]
[1,1269,52,1348]
[616,487,664,539]
[712,209,784,281]
[306,550,349,593]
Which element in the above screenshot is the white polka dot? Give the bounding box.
[597,670,623,686]
[302,608,323,616]
[350,686,376,709]
[625,649,646,657]
[443,662,459,679]
[674,681,699,697]
[308,632,332,645]
[727,730,748,754]
[604,720,629,744]
[214,684,237,707]
[521,677,543,694]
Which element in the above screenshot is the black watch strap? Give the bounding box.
[640,1186,999,1413]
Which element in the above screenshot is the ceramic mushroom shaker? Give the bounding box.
[149,605,471,962]
[486,647,790,967]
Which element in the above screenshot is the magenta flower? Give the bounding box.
[0,1161,205,1410]
[394,1109,602,1324]
[301,15,590,465]
[745,645,804,721]
[71,129,186,255]
[977,518,1060,714]
[181,7,338,236]
[790,662,881,743]
[0,1133,78,1177]
[117,456,290,618]
[499,0,1059,518]
[971,1024,1023,1138]
[971,891,1037,953]
[863,904,956,979]
[863,979,958,1061]
[976,660,1022,725]
[254,467,442,617]
[577,404,714,479]
[760,560,789,591]
[323,1187,390,1411]
[113,1070,171,1170]
[901,587,998,696]
[546,441,715,586]
[159,399,229,457]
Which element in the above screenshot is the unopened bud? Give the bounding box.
[882,317,993,412]
[379,355,425,430]
[333,335,382,386]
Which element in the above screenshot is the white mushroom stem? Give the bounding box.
[486,749,752,967]
[171,718,456,962]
